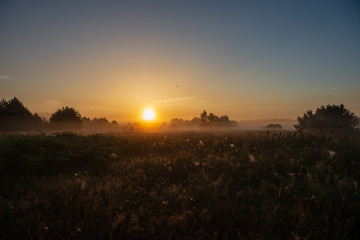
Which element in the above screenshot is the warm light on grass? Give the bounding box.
[142,108,156,121]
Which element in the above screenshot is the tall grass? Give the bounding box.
[0,131,359,239]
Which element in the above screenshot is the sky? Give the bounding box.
[1,0,359,122]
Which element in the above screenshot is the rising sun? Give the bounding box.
[142,108,156,121]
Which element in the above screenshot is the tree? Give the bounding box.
[0,97,33,119]
[200,110,237,127]
[208,113,219,122]
[82,117,91,123]
[295,104,359,133]
[200,110,208,123]
[91,117,109,124]
[0,97,43,131]
[219,115,230,122]
[50,106,82,129]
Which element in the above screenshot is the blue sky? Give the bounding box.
[1,0,359,121]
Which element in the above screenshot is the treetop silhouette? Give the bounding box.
[50,106,82,123]
[295,104,359,133]
[0,97,42,131]
[200,110,237,127]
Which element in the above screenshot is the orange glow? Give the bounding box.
[142,108,156,121]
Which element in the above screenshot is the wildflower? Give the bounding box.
[248,154,256,163]
[81,181,86,190]
[328,150,336,159]
[108,153,118,159]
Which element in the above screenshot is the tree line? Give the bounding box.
[1,97,359,133]
[200,110,238,127]
[0,97,117,132]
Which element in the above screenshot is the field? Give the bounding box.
[0,131,359,239]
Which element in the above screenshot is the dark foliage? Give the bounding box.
[50,106,82,129]
[0,132,359,239]
[0,97,43,131]
[170,117,201,128]
[91,117,109,124]
[200,110,237,127]
[81,117,91,123]
[295,104,359,133]
[265,124,283,130]
[50,106,81,123]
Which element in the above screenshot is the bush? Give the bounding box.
[50,106,82,129]
[0,97,43,131]
[295,104,359,133]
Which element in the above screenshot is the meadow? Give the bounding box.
[0,131,359,239]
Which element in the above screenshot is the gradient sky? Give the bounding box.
[1,0,359,122]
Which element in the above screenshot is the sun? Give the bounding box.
[142,108,156,121]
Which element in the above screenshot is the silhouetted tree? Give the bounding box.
[295,104,359,133]
[208,113,219,122]
[50,106,82,129]
[91,117,109,124]
[219,115,230,122]
[0,97,32,118]
[82,117,91,123]
[50,106,81,122]
[170,118,185,127]
[0,97,43,131]
[170,117,201,128]
[200,110,237,127]
[200,110,208,123]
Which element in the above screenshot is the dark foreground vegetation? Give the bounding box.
[0,131,359,239]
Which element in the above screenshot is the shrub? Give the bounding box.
[0,97,43,131]
[295,104,359,133]
[50,106,82,129]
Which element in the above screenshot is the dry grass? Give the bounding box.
[0,131,359,239]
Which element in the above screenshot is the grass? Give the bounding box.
[0,131,359,239]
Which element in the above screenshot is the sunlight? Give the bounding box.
[142,108,156,121]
